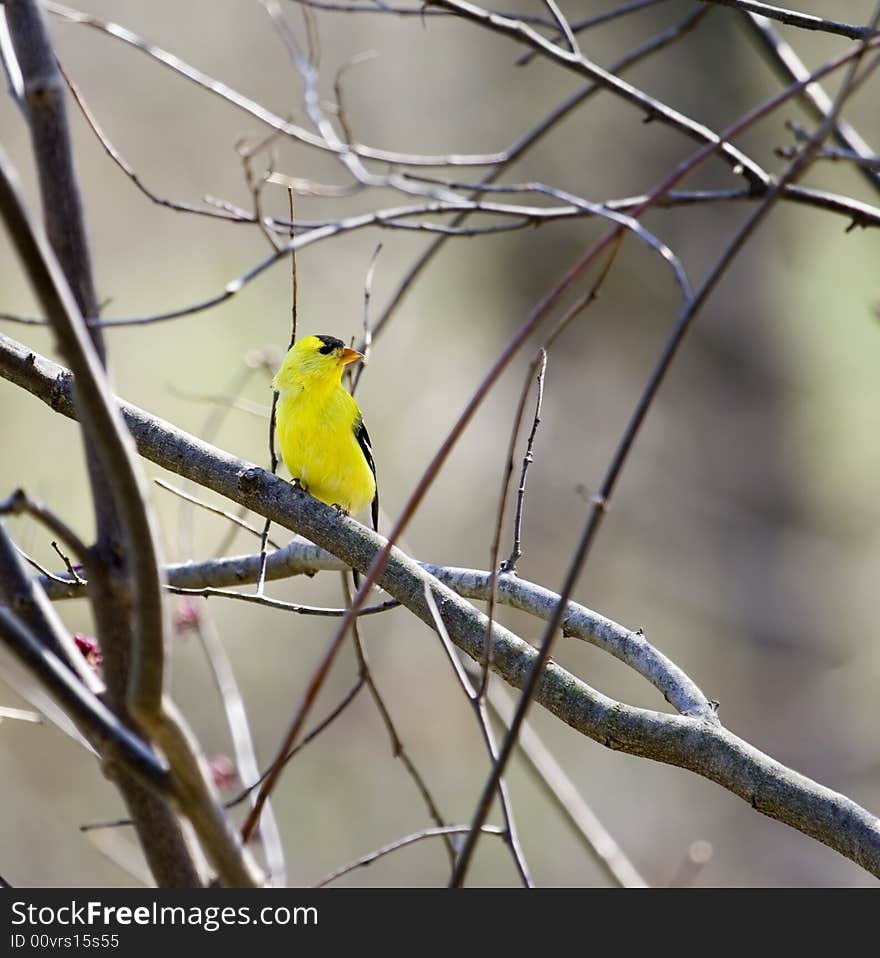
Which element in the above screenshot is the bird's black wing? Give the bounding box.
[354,414,379,532]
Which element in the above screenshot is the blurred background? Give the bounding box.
[0,0,878,887]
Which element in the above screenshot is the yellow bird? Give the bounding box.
[272,334,378,531]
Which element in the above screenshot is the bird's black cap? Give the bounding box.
[316,335,345,355]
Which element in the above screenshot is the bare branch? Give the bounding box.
[155,479,282,550]
[0,605,170,793]
[0,101,259,892]
[0,706,40,723]
[698,0,878,41]
[5,0,100,333]
[288,0,560,27]
[480,666,648,888]
[166,585,398,617]
[4,336,879,877]
[0,141,168,718]
[38,540,716,724]
[0,487,88,560]
[515,0,673,67]
[423,585,532,885]
[745,13,880,196]
[447,10,880,884]
[45,1,507,168]
[501,349,547,574]
[345,574,455,864]
[60,61,246,223]
[540,0,579,56]
[224,675,365,811]
[0,513,98,694]
[312,825,505,888]
[7,180,878,334]
[192,616,286,886]
[77,193,690,328]
[431,0,767,185]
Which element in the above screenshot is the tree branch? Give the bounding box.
[699,0,878,41]
[0,605,170,794]
[431,0,767,186]
[3,0,206,888]
[744,13,880,196]
[0,147,258,887]
[3,333,878,878]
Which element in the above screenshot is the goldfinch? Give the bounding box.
[272,334,378,531]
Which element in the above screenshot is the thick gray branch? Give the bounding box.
[5,0,100,327]
[45,546,713,720]
[2,1,205,887]
[2,332,878,878]
[0,145,166,714]
[0,153,257,887]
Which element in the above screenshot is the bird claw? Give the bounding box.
[331,503,350,517]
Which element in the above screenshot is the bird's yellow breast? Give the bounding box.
[275,382,376,515]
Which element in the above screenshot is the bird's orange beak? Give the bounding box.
[340,347,365,366]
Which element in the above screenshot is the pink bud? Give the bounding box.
[174,598,202,635]
[209,754,241,792]
[73,634,103,670]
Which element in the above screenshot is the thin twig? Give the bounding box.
[479,247,619,700]
[258,188,298,595]
[501,350,546,574]
[423,586,531,885]
[331,50,377,148]
[193,616,286,886]
[167,585,399,617]
[698,0,878,41]
[46,2,507,167]
[312,825,505,888]
[540,0,579,55]
[224,675,365,810]
[156,479,282,550]
[344,573,455,863]
[351,244,382,396]
[51,540,84,584]
[15,542,75,587]
[239,135,283,253]
[776,142,879,169]
[363,6,710,346]
[60,61,244,223]
[745,13,880,196]
[480,351,549,695]
[474,661,649,888]
[431,0,766,186]
[0,487,88,559]
[516,0,672,67]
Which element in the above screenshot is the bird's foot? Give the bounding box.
[331,503,350,518]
